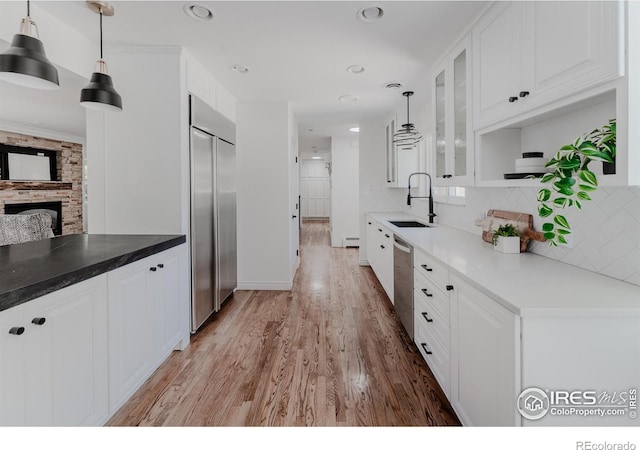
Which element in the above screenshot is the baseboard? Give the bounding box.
[359,259,371,266]
[237,281,293,291]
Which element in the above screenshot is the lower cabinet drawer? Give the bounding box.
[415,319,451,400]
[414,269,450,324]
[414,248,450,293]
[414,288,450,354]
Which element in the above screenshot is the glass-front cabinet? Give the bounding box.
[385,112,420,188]
[432,35,473,186]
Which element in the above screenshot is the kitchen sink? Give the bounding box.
[388,220,431,228]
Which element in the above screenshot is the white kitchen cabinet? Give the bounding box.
[107,245,188,414]
[450,275,519,426]
[432,35,474,186]
[473,1,622,130]
[0,277,109,426]
[366,217,394,303]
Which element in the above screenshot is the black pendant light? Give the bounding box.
[0,0,59,90]
[392,91,423,150]
[80,1,122,112]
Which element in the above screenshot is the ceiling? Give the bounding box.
[2,1,488,145]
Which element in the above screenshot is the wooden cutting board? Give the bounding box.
[475,209,546,252]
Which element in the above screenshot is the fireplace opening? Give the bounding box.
[4,201,63,236]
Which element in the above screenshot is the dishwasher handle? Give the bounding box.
[393,237,412,254]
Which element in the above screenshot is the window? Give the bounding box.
[433,186,466,205]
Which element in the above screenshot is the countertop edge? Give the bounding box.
[0,235,186,312]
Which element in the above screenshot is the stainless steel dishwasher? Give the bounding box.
[393,235,414,340]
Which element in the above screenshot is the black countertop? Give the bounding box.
[0,234,186,312]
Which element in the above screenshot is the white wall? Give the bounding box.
[288,108,300,279]
[86,48,185,235]
[330,137,359,247]
[237,101,295,290]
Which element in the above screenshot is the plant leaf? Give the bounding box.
[545,159,558,168]
[540,173,555,183]
[557,228,571,235]
[556,177,576,187]
[578,169,598,187]
[558,235,568,244]
[581,150,614,163]
[555,185,575,196]
[553,197,569,208]
[575,200,582,209]
[554,215,571,229]
[577,191,592,201]
[544,232,556,240]
[578,184,597,192]
[542,223,554,232]
[537,189,551,202]
[539,204,553,218]
[558,158,581,170]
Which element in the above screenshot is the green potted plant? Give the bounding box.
[492,223,520,254]
[537,119,616,247]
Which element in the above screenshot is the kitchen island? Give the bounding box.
[0,233,190,426]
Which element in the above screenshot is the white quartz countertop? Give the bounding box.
[367,212,640,317]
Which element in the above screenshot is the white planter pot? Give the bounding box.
[493,236,520,254]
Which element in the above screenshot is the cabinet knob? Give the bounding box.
[157,264,164,269]
[368,222,372,225]
[31,317,46,326]
[421,264,433,272]
[384,234,390,238]
[8,327,25,336]
[508,96,518,103]
[380,245,385,249]
[149,267,157,272]
[421,312,433,323]
[519,91,530,98]
[378,228,382,232]
[446,285,454,291]
[421,288,433,298]
[420,343,433,355]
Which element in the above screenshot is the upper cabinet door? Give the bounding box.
[473,1,623,130]
[527,1,622,105]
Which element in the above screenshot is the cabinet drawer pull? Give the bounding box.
[384,234,390,238]
[157,264,164,269]
[9,327,25,336]
[149,267,157,272]
[421,288,433,298]
[421,312,433,323]
[519,91,530,98]
[508,96,518,103]
[420,343,432,355]
[31,317,46,326]
[421,264,433,272]
[442,174,452,179]
[380,245,385,249]
[378,228,383,232]
[368,222,372,225]
[446,285,454,291]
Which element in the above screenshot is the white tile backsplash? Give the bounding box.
[427,185,640,287]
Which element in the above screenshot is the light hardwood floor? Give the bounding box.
[107,220,460,426]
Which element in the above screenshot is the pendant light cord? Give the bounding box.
[99,10,103,59]
[26,0,30,17]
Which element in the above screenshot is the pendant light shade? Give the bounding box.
[0,2,60,90]
[392,91,423,150]
[80,1,122,112]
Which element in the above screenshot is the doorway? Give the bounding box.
[300,159,331,219]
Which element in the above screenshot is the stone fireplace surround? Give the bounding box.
[0,130,83,236]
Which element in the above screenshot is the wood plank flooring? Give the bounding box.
[106,220,460,426]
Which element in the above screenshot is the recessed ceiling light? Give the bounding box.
[183,3,215,21]
[230,64,249,74]
[349,127,360,133]
[356,5,385,23]
[346,65,365,74]
[338,94,359,103]
[312,156,322,160]
[385,81,403,90]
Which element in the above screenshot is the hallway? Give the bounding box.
[107,220,459,426]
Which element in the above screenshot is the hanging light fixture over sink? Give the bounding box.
[80,1,123,112]
[393,91,423,150]
[0,0,60,89]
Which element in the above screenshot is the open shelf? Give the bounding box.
[476,90,616,186]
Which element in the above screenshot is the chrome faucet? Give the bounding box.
[407,172,437,224]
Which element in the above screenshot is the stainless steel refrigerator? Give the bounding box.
[189,95,237,332]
